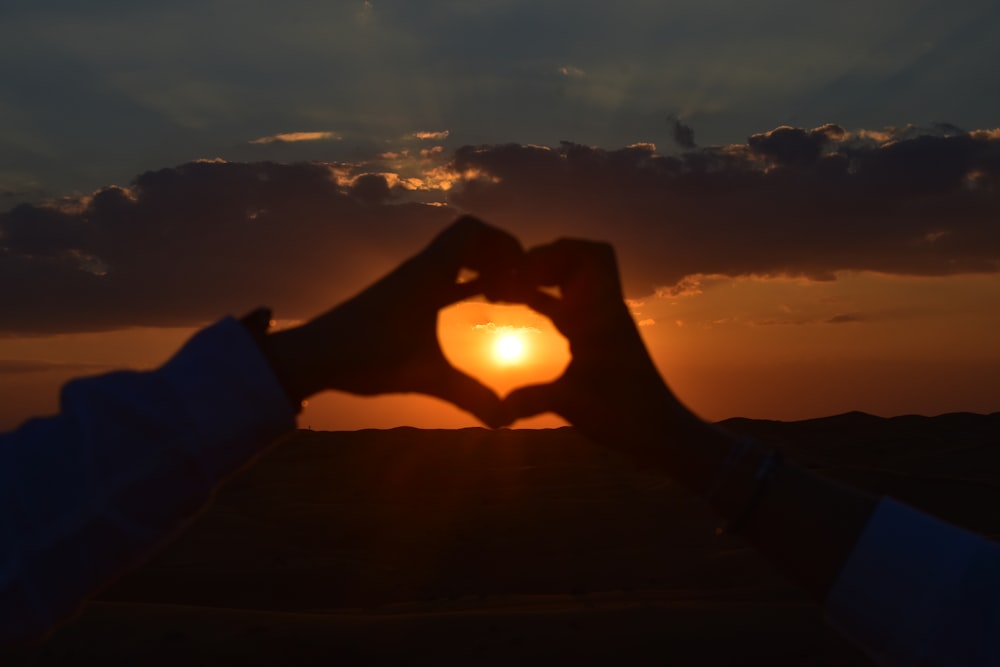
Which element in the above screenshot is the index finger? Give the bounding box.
[518,238,625,303]
[425,215,524,303]
[427,215,523,275]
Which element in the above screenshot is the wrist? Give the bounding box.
[665,417,742,498]
[624,383,737,496]
[265,322,330,406]
[707,438,783,536]
[240,309,321,411]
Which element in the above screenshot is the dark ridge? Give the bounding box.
[43,413,1000,664]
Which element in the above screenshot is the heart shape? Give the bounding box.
[437,300,570,418]
[287,215,676,434]
[289,216,536,428]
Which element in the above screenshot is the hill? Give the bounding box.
[20,413,1000,665]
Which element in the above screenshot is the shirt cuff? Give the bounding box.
[825,497,1000,665]
[158,316,298,481]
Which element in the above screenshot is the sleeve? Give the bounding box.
[0,317,297,644]
[825,497,1000,666]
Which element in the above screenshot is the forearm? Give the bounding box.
[635,393,1000,664]
[0,318,296,644]
[826,497,1000,665]
[622,387,878,600]
[718,449,878,598]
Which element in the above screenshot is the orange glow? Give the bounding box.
[439,302,569,398]
[412,130,450,140]
[494,333,526,364]
[249,131,340,144]
[2,273,999,432]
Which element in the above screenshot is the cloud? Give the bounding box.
[748,312,868,326]
[444,124,1000,296]
[0,171,44,203]
[669,117,696,150]
[751,318,802,326]
[356,0,374,24]
[0,161,453,334]
[348,173,393,204]
[825,313,865,324]
[3,121,999,335]
[472,323,541,336]
[413,131,450,141]
[971,129,1000,141]
[747,125,840,166]
[249,131,341,145]
[656,275,705,298]
[558,65,585,78]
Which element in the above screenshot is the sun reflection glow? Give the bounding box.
[495,333,525,364]
[437,303,570,411]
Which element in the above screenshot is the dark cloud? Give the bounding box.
[747,124,845,166]
[1,185,44,202]
[349,174,394,205]
[0,161,452,334]
[669,117,696,150]
[851,133,997,195]
[0,204,86,256]
[825,313,865,324]
[2,123,999,335]
[446,124,1000,295]
[749,312,867,326]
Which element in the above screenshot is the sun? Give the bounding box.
[494,333,525,364]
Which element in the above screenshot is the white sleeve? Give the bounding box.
[0,317,297,644]
[825,497,1000,666]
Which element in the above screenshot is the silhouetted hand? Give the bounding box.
[504,239,706,463]
[268,216,522,428]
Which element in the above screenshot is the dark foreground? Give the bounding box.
[17,412,1000,665]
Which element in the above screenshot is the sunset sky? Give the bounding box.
[1,0,999,430]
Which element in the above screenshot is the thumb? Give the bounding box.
[502,380,564,424]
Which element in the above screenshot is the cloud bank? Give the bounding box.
[446,123,1000,294]
[0,162,452,333]
[1,123,998,334]
[249,131,341,145]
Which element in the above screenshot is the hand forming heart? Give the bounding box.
[268,216,524,428]
[269,216,700,444]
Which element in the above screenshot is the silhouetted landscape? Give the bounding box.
[21,412,1000,665]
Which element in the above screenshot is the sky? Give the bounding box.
[1,0,999,429]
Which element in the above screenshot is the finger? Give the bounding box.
[438,275,518,308]
[517,239,583,287]
[518,239,622,302]
[512,240,625,333]
[439,276,560,315]
[502,381,563,423]
[443,215,524,270]
[442,277,487,306]
[427,364,509,429]
[519,288,562,322]
[502,287,567,339]
[428,216,524,291]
